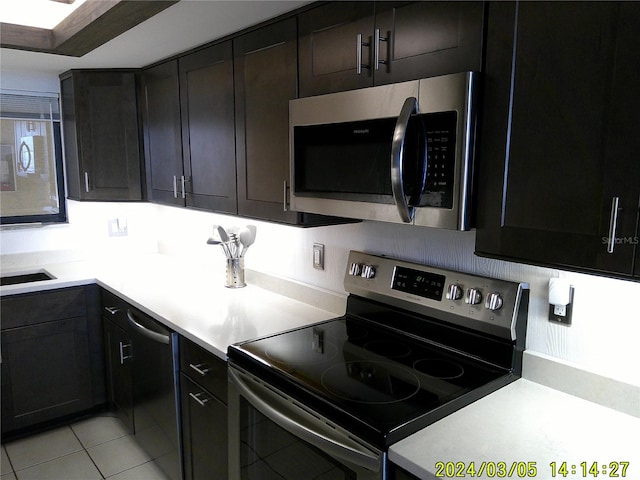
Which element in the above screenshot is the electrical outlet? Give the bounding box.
[313,243,324,270]
[108,218,128,237]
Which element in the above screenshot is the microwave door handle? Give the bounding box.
[391,97,419,223]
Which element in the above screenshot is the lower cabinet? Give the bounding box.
[1,285,104,438]
[101,289,134,434]
[179,337,228,480]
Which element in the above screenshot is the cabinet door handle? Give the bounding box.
[104,306,120,315]
[374,28,388,71]
[189,363,211,376]
[189,391,210,407]
[173,175,178,198]
[607,196,620,254]
[119,341,132,364]
[181,175,186,199]
[283,180,289,212]
[84,172,90,193]
[356,33,370,75]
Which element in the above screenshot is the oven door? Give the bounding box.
[228,366,385,480]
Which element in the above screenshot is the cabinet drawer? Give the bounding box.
[179,337,227,403]
[180,373,228,480]
[1,287,86,329]
[101,289,130,331]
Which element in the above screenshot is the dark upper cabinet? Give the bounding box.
[298,1,485,96]
[60,70,143,201]
[142,43,236,214]
[234,18,302,223]
[179,43,237,214]
[141,60,184,206]
[298,2,375,96]
[475,2,640,279]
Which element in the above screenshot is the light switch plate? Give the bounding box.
[313,243,324,270]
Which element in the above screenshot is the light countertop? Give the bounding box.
[0,253,343,359]
[389,378,640,479]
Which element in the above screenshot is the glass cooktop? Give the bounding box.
[228,315,511,448]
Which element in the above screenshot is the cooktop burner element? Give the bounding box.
[413,358,465,379]
[228,251,529,450]
[321,360,421,404]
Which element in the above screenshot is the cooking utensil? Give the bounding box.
[213,225,232,258]
[238,225,256,257]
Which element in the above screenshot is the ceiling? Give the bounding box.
[0,0,311,77]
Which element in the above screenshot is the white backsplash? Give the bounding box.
[2,200,639,387]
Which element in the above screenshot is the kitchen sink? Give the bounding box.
[0,271,55,286]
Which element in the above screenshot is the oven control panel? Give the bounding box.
[344,251,529,341]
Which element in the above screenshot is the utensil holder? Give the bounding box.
[225,258,246,288]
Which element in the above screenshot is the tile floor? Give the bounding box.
[1,414,170,480]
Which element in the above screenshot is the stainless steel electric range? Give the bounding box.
[228,251,529,480]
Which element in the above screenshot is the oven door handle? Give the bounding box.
[391,97,426,223]
[229,367,381,472]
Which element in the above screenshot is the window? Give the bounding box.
[0,91,67,225]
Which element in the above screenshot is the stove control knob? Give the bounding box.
[446,284,463,301]
[485,292,503,311]
[349,262,362,276]
[465,288,482,305]
[361,264,376,279]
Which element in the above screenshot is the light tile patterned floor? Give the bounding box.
[1,414,170,480]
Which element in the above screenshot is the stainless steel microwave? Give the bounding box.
[289,72,477,230]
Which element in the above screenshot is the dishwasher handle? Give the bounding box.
[126,310,170,345]
[229,367,380,472]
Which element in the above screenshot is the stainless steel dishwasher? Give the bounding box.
[127,308,182,480]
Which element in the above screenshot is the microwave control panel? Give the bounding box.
[420,110,457,209]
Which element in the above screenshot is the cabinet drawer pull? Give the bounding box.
[84,172,90,193]
[356,33,370,75]
[607,196,620,254]
[104,306,120,315]
[119,341,132,364]
[189,391,210,407]
[189,363,211,376]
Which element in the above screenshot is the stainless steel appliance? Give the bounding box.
[289,72,477,230]
[127,309,182,480]
[228,251,529,479]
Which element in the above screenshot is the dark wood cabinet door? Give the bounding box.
[234,18,302,223]
[180,374,228,480]
[298,2,375,96]
[60,70,143,201]
[1,287,104,437]
[476,2,639,278]
[373,1,484,86]
[102,317,134,434]
[1,316,93,435]
[179,42,237,214]
[600,1,640,277]
[141,60,184,206]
